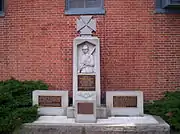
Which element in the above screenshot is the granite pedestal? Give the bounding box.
[19,115,170,134]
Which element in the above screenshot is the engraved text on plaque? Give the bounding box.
[78,75,95,91]
[113,96,137,108]
[38,96,61,107]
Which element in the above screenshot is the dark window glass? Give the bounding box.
[156,0,180,13]
[172,0,180,4]
[0,0,3,12]
[69,0,102,8]
[69,0,85,8]
[66,0,105,15]
[86,0,101,8]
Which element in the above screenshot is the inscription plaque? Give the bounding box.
[113,96,137,108]
[78,75,95,91]
[38,96,61,107]
[78,102,94,114]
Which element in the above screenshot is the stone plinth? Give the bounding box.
[75,91,97,123]
[67,106,108,119]
[106,91,143,116]
[33,90,68,116]
[19,115,170,134]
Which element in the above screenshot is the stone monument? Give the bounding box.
[73,16,100,123]
[27,16,170,134]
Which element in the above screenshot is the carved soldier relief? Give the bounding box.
[78,42,96,74]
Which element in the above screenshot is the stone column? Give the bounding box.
[73,16,101,123]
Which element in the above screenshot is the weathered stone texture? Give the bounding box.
[19,116,170,134]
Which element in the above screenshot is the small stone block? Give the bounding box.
[67,107,108,119]
[106,91,144,116]
[76,16,96,35]
[96,107,108,119]
[67,107,75,118]
[33,90,68,107]
[33,90,68,116]
[75,100,97,123]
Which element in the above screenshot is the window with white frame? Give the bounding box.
[65,0,105,15]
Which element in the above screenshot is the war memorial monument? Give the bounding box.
[20,16,170,134]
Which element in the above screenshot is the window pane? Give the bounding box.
[0,0,3,11]
[171,0,180,4]
[86,0,102,8]
[69,0,85,8]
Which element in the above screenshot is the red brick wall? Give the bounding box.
[0,0,180,100]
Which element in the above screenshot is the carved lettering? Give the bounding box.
[113,96,137,108]
[78,75,95,91]
[38,96,61,107]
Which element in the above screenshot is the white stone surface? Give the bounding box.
[73,36,101,106]
[96,107,108,119]
[72,16,101,123]
[67,107,108,119]
[76,91,96,100]
[78,42,96,73]
[67,107,75,118]
[106,91,144,116]
[75,95,97,123]
[77,16,96,36]
[75,114,96,123]
[38,107,66,116]
[33,115,158,125]
[32,90,68,116]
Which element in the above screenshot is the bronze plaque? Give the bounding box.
[38,96,61,107]
[78,102,94,114]
[78,75,95,91]
[113,96,137,108]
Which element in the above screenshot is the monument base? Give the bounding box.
[19,115,170,134]
[67,106,108,119]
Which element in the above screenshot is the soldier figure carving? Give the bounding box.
[79,43,95,73]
